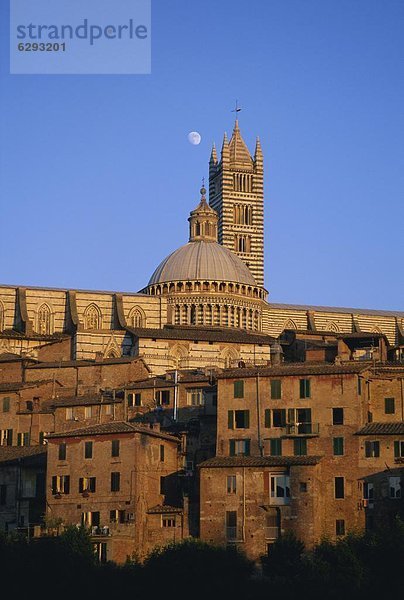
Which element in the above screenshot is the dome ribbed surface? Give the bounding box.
[148,241,257,286]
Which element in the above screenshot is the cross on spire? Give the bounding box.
[232,99,242,115]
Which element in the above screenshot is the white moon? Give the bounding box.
[188,131,201,145]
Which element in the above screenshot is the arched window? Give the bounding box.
[38,303,52,335]
[129,307,145,328]
[84,304,101,330]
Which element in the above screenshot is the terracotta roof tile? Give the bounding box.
[147,504,183,514]
[0,446,47,464]
[217,362,370,379]
[47,421,180,443]
[356,422,404,435]
[199,456,322,468]
[127,325,274,345]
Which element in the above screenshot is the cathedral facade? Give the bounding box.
[0,120,403,371]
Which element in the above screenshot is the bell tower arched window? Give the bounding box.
[84,304,101,330]
[38,303,52,335]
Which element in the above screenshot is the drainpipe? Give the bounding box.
[256,372,262,456]
[242,467,246,542]
[173,370,178,421]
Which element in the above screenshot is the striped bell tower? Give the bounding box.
[208,120,264,287]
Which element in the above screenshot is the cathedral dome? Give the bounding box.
[148,240,257,286]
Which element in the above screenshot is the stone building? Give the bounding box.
[0,118,403,561]
[1,122,403,366]
[199,362,404,559]
[0,446,46,532]
[45,421,186,563]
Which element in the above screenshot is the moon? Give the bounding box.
[188,131,201,145]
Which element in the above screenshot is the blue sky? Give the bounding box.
[0,0,403,309]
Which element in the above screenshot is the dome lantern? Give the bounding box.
[188,183,218,243]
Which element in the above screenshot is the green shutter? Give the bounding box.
[288,409,295,424]
[65,476,70,495]
[229,440,235,456]
[394,441,399,458]
[270,380,281,399]
[264,409,271,428]
[52,476,57,494]
[299,379,305,398]
[2,397,10,413]
[228,410,234,429]
[234,381,244,398]
[306,380,311,398]
[7,429,13,446]
[245,411,250,428]
[245,439,251,456]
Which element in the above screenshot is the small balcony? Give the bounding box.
[284,423,319,437]
[265,526,279,540]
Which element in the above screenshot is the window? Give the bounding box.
[357,377,362,395]
[265,438,282,456]
[333,437,344,456]
[227,475,237,494]
[272,409,286,428]
[233,380,244,398]
[17,432,30,446]
[229,439,251,456]
[84,406,96,419]
[187,389,204,406]
[111,472,120,492]
[228,410,250,429]
[264,409,271,428]
[26,400,33,412]
[2,397,10,413]
[294,438,307,456]
[389,476,401,499]
[79,477,96,493]
[84,304,101,330]
[162,516,176,528]
[81,511,100,527]
[104,404,112,415]
[38,303,51,335]
[226,511,237,540]
[384,397,395,415]
[66,407,74,421]
[0,429,13,446]
[51,475,70,495]
[336,519,345,536]
[127,392,142,407]
[270,475,290,504]
[160,445,165,462]
[84,441,93,459]
[363,482,374,501]
[156,390,170,405]
[394,441,404,458]
[332,408,344,425]
[299,379,311,399]
[111,440,120,458]
[365,441,380,458]
[110,509,126,523]
[58,443,67,461]
[300,482,307,493]
[334,477,345,499]
[160,476,165,495]
[0,484,7,505]
[270,380,282,400]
